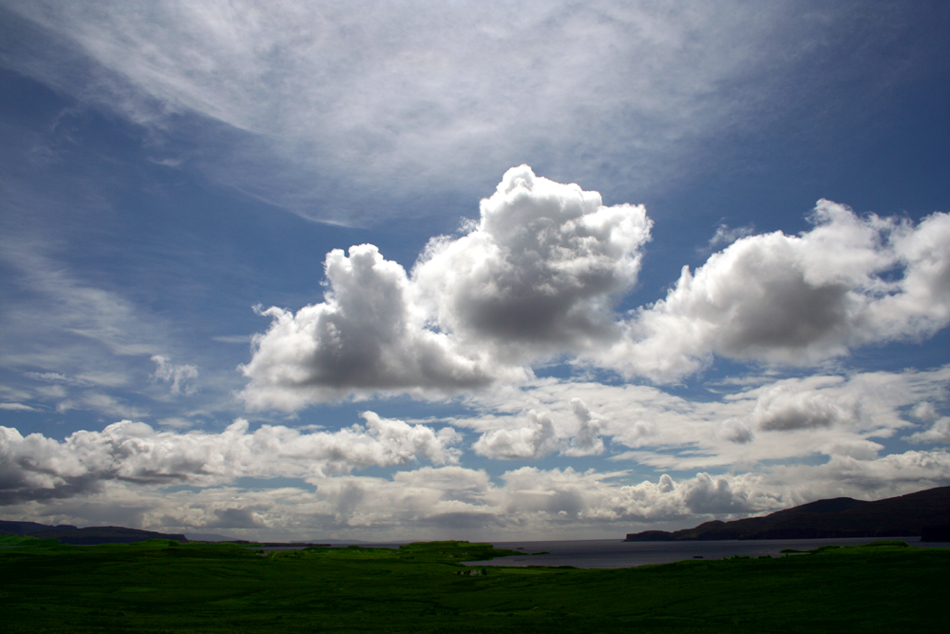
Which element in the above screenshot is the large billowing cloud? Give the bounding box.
[239,181,950,410]
[241,166,650,408]
[239,243,507,410]
[0,414,460,504]
[600,201,950,381]
[414,165,651,360]
[242,176,950,408]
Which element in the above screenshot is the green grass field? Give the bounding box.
[1,539,945,633]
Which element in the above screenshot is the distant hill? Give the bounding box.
[625,486,950,542]
[0,520,187,545]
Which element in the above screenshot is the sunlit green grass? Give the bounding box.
[1,539,944,633]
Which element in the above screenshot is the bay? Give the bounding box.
[465,536,950,569]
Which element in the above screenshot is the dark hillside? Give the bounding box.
[0,520,78,535]
[0,520,186,544]
[625,486,950,541]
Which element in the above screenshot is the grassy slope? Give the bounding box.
[0,540,945,633]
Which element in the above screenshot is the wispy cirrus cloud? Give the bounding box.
[0,0,892,224]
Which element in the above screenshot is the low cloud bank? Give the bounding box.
[4,455,950,541]
[0,414,459,504]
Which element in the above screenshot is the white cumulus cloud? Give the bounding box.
[241,175,950,410]
[563,398,606,457]
[751,382,861,432]
[473,411,558,460]
[600,201,950,381]
[239,244,509,410]
[241,166,649,408]
[414,165,651,361]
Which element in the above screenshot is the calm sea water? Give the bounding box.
[463,536,950,569]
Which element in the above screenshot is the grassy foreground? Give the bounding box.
[1,539,945,633]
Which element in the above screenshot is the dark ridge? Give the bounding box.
[0,520,78,535]
[0,521,187,545]
[625,486,950,541]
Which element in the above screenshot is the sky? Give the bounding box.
[1,0,949,542]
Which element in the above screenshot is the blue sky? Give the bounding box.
[1,0,949,541]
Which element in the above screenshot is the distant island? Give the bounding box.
[625,485,950,542]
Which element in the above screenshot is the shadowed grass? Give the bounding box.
[0,540,944,633]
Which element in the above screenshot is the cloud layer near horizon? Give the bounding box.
[4,428,949,540]
[3,362,950,538]
[242,168,950,409]
[0,414,460,505]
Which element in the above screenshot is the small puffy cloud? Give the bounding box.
[681,472,752,515]
[601,202,950,381]
[563,398,606,457]
[718,418,754,444]
[906,418,950,445]
[469,398,607,460]
[0,413,460,504]
[911,402,939,422]
[151,355,199,395]
[473,411,558,460]
[751,383,860,432]
[819,439,884,460]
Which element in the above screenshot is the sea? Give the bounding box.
[461,536,950,569]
